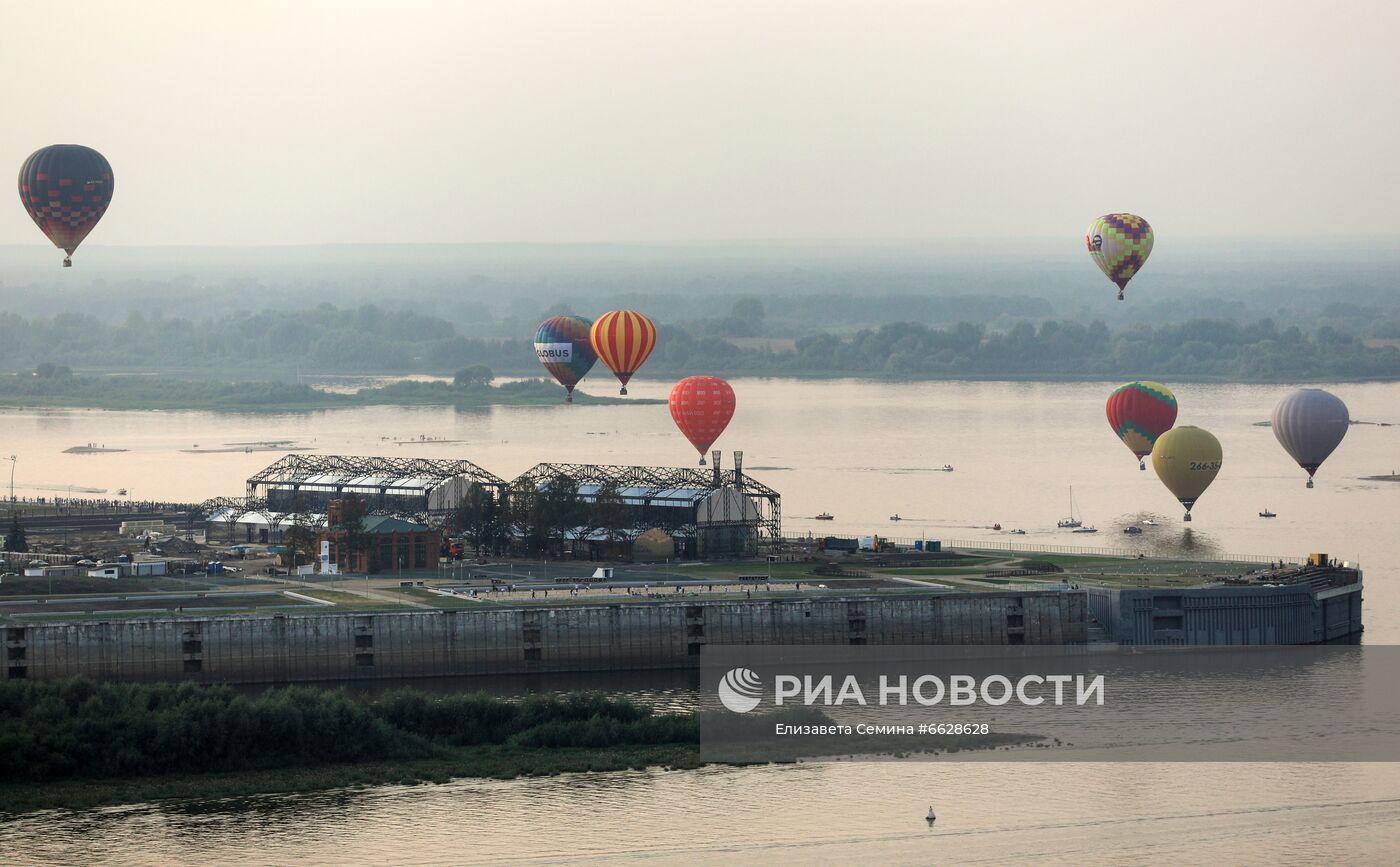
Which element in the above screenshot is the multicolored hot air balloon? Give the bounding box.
[1151,425,1222,522]
[669,376,736,465]
[590,310,657,395]
[1106,381,1178,470]
[1086,213,1153,300]
[18,145,114,267]
[1272,388,1349,488]
[534,315,597,403]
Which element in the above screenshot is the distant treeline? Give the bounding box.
[2,305,1398,382]
[0,365,631,411]
[0,678,695,785]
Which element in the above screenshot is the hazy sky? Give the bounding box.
[3,1,1397,246]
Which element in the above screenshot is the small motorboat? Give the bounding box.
[941,465,954,472]
[926,806,936,823]
[1259,509,1277,518]
[1072,526,1099,534]
[1123,526,1143,535]
[816,513,834,521]
[1143,519,1159,526]
[992,523,1002,531]
[116,488,128,496]
[889,514,902,522]
[1009,528,1026,535]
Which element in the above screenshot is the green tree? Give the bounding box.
[452,483,499,556]
[590,482,628,541]
[4,513,28,553]
[507,478,544,555]
[537,474,587,553]
[332,494,371,571]
[453,365,495,389]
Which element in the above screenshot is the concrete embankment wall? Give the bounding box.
[1086,580,1364,645]
[4,591,1085,684]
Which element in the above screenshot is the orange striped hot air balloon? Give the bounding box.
[590,310,657,395]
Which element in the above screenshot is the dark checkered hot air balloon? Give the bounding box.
[18,144,114,267]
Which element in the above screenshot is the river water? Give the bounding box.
[2,378,1398,863]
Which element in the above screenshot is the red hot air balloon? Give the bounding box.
[18,145,114,267]
[1105,381,1178,470]
[669,376,735,465]
[590,310,657,395]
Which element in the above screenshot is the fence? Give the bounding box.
[774,534,1307,567]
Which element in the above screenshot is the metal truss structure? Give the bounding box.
[512,461,781,541]
[244,454,508,516]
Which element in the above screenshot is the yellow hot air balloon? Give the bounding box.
[1150,426,1222,522]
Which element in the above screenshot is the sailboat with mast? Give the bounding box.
[1057,487,1081,528]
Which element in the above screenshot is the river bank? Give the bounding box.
[0,743,704,813]
[0,373,652,412]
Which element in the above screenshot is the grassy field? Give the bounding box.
[0,575,210,596]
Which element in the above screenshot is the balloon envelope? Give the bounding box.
[18,145,114,265]
[1086,213,1153,298]
[1272,388,1349,481]
[669,376,736,463]
[1151,426,1222,513]
[590,310,657,394]
[534,315,597,401]
[1106,381,1178,462]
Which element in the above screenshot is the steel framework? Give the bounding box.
[513,461,781,541]
[245,454,507,515]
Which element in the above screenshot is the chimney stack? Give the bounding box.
[733,450,744,486]
[712,450,722,486]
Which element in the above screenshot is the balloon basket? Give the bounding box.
[698,458,706,466]
[62,257,72,268]
[565,394,573,404]
[1139,462,1145,471]
[1306,479,1314,488]
[1183,512,1192,522]
[1116,291,1124,301]
[619,387,628,395]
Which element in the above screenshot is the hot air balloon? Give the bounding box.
[1151,426,1222,522]
[669,376,735,465]
[590,310,656,395]
[1086,213,1153,300]
[1272,388,1349,488]
[18,145,114,267]
[1106,381,1178,470]
[534,315,597,403]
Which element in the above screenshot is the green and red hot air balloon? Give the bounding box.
[1106,381,1178,470]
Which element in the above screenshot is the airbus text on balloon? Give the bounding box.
[534,315,598,403]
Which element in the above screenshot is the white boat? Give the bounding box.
[1057,487,1083,528]
[1143,519,1159,526]
[1072,526,1099,534]
[1009,528,1026,535]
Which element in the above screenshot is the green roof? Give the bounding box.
[361,515,431,534]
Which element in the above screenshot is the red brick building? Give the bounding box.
[320,515,442,574]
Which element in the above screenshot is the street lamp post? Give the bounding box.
[4,455,16,503]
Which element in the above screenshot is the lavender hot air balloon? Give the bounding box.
[1272,388,1349,488]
